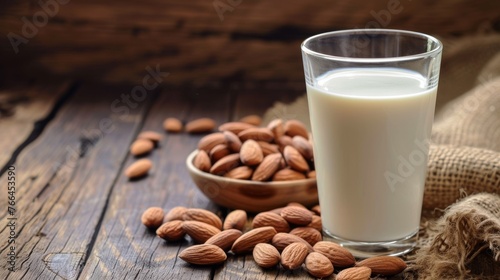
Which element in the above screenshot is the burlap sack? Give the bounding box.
[263,33,500,278]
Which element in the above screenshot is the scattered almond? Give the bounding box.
[231,226,277,254]
[305,252,334,278]
[313,241,356,267]
[205,229,243,251]
[252,212,290,233]
[182,208,223,229]
[164,206,187,222]
[137,131,163,143]
[186,118,216,133]
[280,242,309,270]
[156,220,185,241]
[179,244,227,265]
[239,115,262,126]
[336,266,372,280]
[356,256,407,276]
[193,150,211,172]
[141,207,164,229]
[289,227,322,246]
[253,243,280,268]
[210,153,241,175]
[163,117,183,132]
[280,206,313,226]
[130,139,154,156]
[125,159,153,178]
[271,232,313,252]
[223,209,247,231]
[182,221,221,243]
[239,139,264,166]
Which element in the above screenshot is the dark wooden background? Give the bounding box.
[1,0,500,87]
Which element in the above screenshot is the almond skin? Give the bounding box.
[218,122,255,134]
[137,131,163,143]
[239,115,262,126]
[307,215,322,232]
[253,243,280,268]
[182,208,223,229]
[198,132,226,152]
[223,131,242,152]
[307,170,316,179]
[223,166,253,180]
[280,242,309,270]
[311,205,321,216]
[182,221,221,243]
[284,119,309,139]
[130,139,155,156]
[305,252,334,278]
[223,209,247,231]
[336,266,372,280]
[267,118,285,140]
[257,141,280,156]
[186,118,216,133]
[283,146,310,172]
[194,150,211,172]
[163,117,183,132]
[205,229,243,251]
[210,153,241,175]
[141,207,164,229]
[272,168,307,181]
[209,144,231,163]
[280,206,313,226]
[156,220,185,241]
[252,153,282,181]
[271,233,313,252]
[125,159,153,178]
[252,212,290,233]
[313,241,356,267]
[238,127,274,142]
[289,227,322,246]
[240,139,264,166]
[292,135,314,160]
[164,206,187,222]
[179,244,227,265]
[356,256,407,276]
[231,226,277,254]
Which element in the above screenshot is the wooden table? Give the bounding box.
[3,79,366,280]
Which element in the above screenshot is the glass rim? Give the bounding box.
[301,28,443,63]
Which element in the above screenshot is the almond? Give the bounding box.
[283,146,310,172]
[141,207,164,229]
[223,131,242,152]
[194,150,211,172]
[182,208,223,229]
[210,153,241,175]
[257,141,280,156]
[238,127,274,142]
[209,144,231,163]
[356,256,407,276]
[268,207,284,215]
[336,266,372,280]
[240,139,264,166]
[182,221,221,243]
[311,205,321,216]
[205,229,243,251]
[156,220,185,241]
[276,135,293,149]
[271,232,313,252]
[223,209,247,231]
[313,241,356,267]
[272,168,307,181]
[253,243,280,268]
[163,117,183,132]
[252,212,290,233]
[305,252,334,278]
[219,121,255,134]
[179,244,227,265]
[130,139,154,156]
[125,159,153,178]
[267,118,285,140]
[198,132,226,152]
[231,226,277,254]
[289,227,322,246]
[287,202,307,208]
[251,153,282,181]
[284,119,309,139]
[223,166,253,180]
[239,115,262,126]
[292,135,314,160]
[137,130,163,143]
[280,242,309,270]
[307,170,316,179]
[164,206,187,222]
[186,118,216,133]
[307,215,322,232]
[280,206,313,226]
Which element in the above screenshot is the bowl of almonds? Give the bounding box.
[186,118,318,212]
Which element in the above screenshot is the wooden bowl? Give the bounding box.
[186,150,318,213]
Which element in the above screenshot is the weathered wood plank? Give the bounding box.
[78,87,232,279]
[0,82,72,171]
[0,83,153,279]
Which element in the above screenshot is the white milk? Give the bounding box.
[307,68,436,242]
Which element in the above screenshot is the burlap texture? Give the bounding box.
[263,33,500,278]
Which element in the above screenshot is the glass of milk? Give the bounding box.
[301,29,442,257]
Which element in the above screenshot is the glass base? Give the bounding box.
[322,228,418,259]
